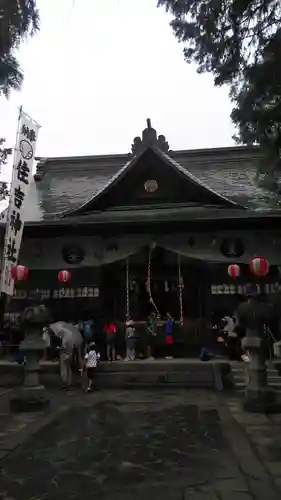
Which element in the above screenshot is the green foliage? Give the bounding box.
[0,1,39,202]
[0,0,39,96]
[231,33,281,164]
[157,0,281,87]
[158,1,281,175]
[0,52,23,97]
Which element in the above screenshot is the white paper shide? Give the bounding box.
[1,112,39,295]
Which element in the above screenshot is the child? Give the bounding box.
[84,342,100,392]
[125,320,136,361]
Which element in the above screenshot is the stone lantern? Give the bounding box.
[10,291,51,412]
[236,284,280,413]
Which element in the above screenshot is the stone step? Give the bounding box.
[231,364,281,394]
[232,367,279,373]
[232,376,280,381]
[235,380,281,388]
[232,367,280,374]
[267,377,281,383]
[234,388,281,394]
[234,374,281,381]
[0,360,228,390]
[37,370,216,389]
[233,373,281,382]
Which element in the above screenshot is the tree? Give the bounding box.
[0,0,39,96]
[0,1,39,203]
[231,32,281,184]
[157,1,281,177]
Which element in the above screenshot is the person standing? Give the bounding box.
[165,312,174,359]
[224,316,238,360]
[84,341,100,392]
[125,320,136,361]
[146,312,157,359]
[42,326,51,361]
[103,320,117,362]
[82,318,94,347]
[59,337,73,389]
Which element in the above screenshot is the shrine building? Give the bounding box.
[1,119,281,349]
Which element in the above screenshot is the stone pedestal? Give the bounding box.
[242,336,280,413]
[10,332,50,412]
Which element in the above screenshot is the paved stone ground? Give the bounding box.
[227,396,281,496]
[0,389,280,500]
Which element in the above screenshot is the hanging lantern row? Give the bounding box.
[10,266,71,284]
[228,257,270,279]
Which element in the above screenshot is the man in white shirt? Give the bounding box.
[224,316,238,360]
[84,342,100,392]
[224,316,236,338]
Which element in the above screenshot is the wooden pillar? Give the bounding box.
[200,264,212,346]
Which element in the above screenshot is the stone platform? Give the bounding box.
[0,358,231,390]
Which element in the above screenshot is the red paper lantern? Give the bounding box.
[227,264,241,278]
[250,257,269,277]
[11,264,28,281]
[58,269,71,283]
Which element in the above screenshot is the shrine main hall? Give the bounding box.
[1,119,281,347]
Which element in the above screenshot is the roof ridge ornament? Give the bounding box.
[131,118,170,155]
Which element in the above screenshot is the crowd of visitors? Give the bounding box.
[38,311,177,391]
[0,311,176,364]
[210,290,278,364]
[1,289,279,392]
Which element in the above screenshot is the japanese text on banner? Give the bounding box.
[1,112,40,296]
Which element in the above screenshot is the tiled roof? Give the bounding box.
[20,145,280,222]
[64,147,239,217]
[159,149,240,207]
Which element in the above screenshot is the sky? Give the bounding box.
[0,0,235,179]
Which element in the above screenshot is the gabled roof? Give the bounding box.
[17,122,281,224]
[61,146,242,217]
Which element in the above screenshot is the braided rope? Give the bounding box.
[178,254,184,326]
[147,245,159,314]
[125,257,130,320]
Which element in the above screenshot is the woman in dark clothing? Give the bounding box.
[165,313,174,359]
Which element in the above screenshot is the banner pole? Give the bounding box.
[0,106,22,328]
[1,107,40,300]
[0,293,6,329]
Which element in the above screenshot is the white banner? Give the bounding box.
[1,111,40,295]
